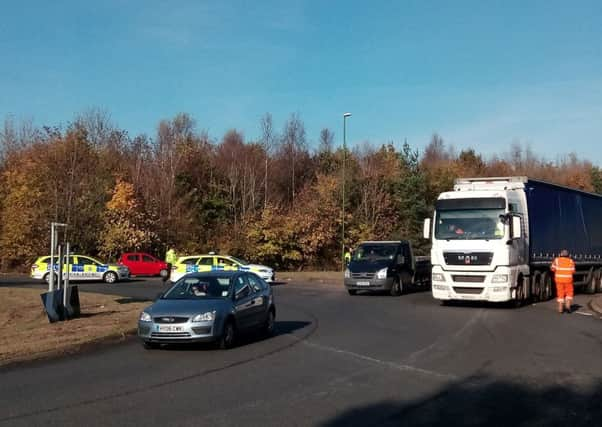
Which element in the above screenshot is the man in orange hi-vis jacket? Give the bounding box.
[551,249,575,314]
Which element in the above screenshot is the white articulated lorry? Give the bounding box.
[424,177,602,305]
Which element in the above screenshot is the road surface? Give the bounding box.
[1,276,601,426]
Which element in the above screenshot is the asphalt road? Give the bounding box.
[1,276,601,426]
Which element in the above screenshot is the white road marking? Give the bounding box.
[302,340,457,381]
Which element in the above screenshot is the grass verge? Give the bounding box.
[0,287,148,367]
[276,271,343,285]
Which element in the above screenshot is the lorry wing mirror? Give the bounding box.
[511,216,522,239]
[423,218,431,239]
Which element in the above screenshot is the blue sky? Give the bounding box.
[1,0,601,164]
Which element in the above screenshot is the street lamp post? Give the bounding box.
[342,112,351,271]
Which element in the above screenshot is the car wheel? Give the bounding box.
[159,269,169,279]
[219,319,236,349]
[143,341,159,350]
[103,271,118,284]
[43,272,58,284]
[347,289,357,296]
[264,309,276,336]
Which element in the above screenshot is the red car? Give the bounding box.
[119,252,169,278]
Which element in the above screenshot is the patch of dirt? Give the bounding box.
[0,288,148,366]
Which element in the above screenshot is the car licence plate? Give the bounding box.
[356,281,370,286]
[158,325,183,332]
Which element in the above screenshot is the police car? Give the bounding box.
[31,254,130,284]
[170,254,275,283]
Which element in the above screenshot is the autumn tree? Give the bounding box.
[99,179,155,259]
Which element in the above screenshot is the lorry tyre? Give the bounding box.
[596,268,602,293]
[532,271,542,302]
[542,271,553,301]
[389,278,402,296]
[513,275,527,307]
[585,268,596,294]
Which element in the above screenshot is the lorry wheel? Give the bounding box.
[541,272,553,301]
[513,275,527,307]
[348,289,357,296]
[596,269,602,293]
[532,271,542,302]
[585,268,596,294]
[389,279,402,296]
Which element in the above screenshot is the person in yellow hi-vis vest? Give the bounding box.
[344,248,352,266]
[165,247,177,268]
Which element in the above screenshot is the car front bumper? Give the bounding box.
[344,277,394,291]
[138,320,218,344]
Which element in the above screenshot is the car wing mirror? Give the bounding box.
[155,292,164,300]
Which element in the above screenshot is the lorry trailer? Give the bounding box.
[424,177,602,304]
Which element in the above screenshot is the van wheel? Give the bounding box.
[348,289,357,296]
[389,278,402,296]
[143,341,159,350]
[103,271,118,284]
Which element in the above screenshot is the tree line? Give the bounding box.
[1,110,601,271]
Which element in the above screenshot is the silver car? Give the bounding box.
[138,271,276,349]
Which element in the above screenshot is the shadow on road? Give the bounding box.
[153,320,313,352]
[321,375,602,427]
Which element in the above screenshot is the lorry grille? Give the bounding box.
[444,252,493,266]
[453,287,484,294]
[452,275,485,283]
[351,272,375,279]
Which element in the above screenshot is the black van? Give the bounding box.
[344,241,431,296]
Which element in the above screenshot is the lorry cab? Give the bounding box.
[425,177,528,303]
[344,241,430,296]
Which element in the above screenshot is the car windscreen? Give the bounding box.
[228,256,248,265]
[163,276,231,299]
[353,245,398,261]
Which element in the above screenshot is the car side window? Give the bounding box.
[142,255,153,262]
[234,275,250,299]
[247,274,264,292]
[79,257,96,265]
[182,257,200,265]
[127,255,139,262]
[218,257,237,267]
[198,257,213,266]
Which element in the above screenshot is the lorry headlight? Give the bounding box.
[192,311,216,322]
[432,273,445,282]
[491,274,509,283]
[376,268,387,279]
[344,268,350,278]
[139,312,151,322]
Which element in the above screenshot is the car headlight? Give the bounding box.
[139,311,151,322]
[192,311,216,322]
[344,268,350,278]
[376,268,387,279]
[491,274,509,283]
[432,273,445,282]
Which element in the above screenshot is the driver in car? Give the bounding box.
[191,282,209,297]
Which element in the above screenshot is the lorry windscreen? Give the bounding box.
[353,245,398,261]
[435,208,505,240]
